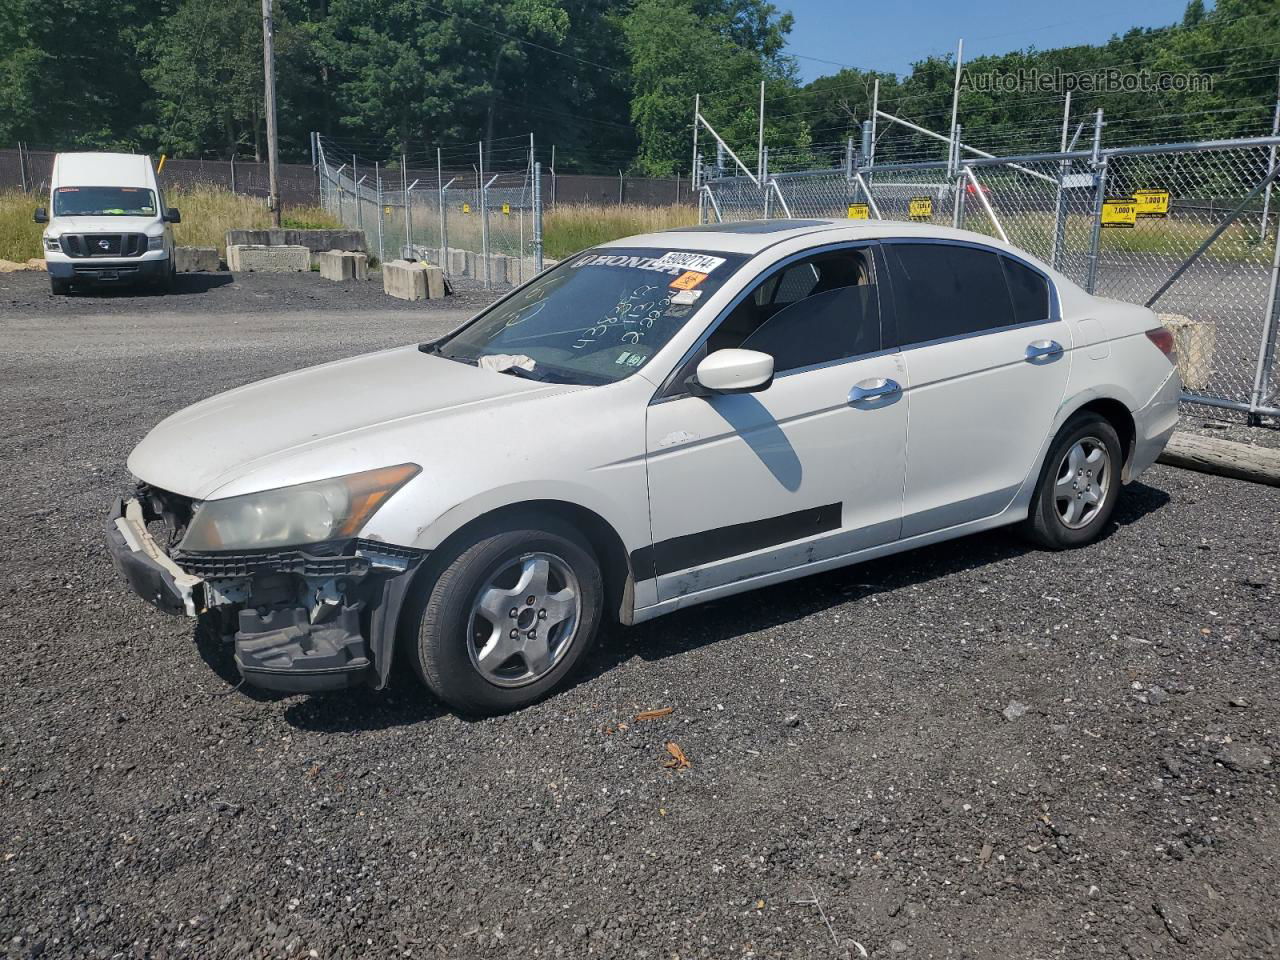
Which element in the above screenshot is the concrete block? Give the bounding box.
[227,244,310,273]
[318,249,369,282]
[175,246,219,272]
[225,229,366,256]
[382,260,446,301]
[448,248,468,276]
[1159,312,1216,391]
[424,264,445,299]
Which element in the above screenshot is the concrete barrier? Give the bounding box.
[226,244,311,273]
[1158,312,1216,391]
[448,248,468,277]
[318,249,369,282]
[383,260,446,301]
[175,246,219,272]
[226,229,366,257]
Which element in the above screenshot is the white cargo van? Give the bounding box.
[34,153,181,295]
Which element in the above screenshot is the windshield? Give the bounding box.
[53,187,157,217]
[436,247,748,384]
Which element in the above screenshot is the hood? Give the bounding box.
[48,215,160,234]
[127,346,572,499]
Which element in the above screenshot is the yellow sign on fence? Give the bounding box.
[502,203,511,215]
[1133,188,1170,218]
[1101,198,1138,228]
[908,196,932,221]
[847,203,870,220]
[384,205,392,215]
[462,202,471,214]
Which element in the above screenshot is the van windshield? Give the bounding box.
[434,247,748,385]
[53,187,157,217]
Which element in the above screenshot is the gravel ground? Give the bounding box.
[1,272,1278,960]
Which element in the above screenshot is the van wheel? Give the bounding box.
[50,277,71,296]
[407,516,604,715]
[1021,412,1123,549]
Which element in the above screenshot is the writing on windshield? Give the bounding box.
[436,246,747,385]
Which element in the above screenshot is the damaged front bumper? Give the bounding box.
[105,496,425,694]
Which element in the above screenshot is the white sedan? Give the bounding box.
[107,219,1180,713]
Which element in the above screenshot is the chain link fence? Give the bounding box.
[317,138,545,290]
[703,136,1280,423]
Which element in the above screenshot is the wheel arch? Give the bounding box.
[415,498,637,627]
[1064,395,1138,479]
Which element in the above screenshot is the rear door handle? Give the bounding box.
[849,377,901,403]
[1025,339,1064,361]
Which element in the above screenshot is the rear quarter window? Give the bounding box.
[1001,256,1052,325]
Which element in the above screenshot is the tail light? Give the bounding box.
[1145,327,1176,362]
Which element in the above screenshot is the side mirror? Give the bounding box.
[690,348,774,396]
[33,207,48,224]
[163,208,182,224]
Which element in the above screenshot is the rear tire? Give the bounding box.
[1021,412,1123,550]
[50,276,71,296]
[407,515,604,715]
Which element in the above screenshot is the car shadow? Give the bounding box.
[199,480,1170,729]
[66,273,234,297]
[571,479,1171,686]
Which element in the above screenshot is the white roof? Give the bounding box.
[602,218,1016,256]
[53,152,154,188]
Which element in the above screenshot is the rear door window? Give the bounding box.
[883,242,1016,347]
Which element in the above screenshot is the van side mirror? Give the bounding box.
[688,348,774,396]
[33,207,47,224]
[163,208,182,224]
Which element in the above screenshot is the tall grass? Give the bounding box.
[0,186,339,262]
[543,203,697,259]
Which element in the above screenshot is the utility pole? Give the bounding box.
[261,0,282,226]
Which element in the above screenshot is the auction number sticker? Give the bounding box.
[1133,188,1170,218]
[908,196,933,221]
[1101,198,1138,228]
[847,203,870,220]
[650,251,726,274]
[669,270,708,290]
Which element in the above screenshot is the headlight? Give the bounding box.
[147,235,164,251]
[180,463,420,552]
[44,237,60,251]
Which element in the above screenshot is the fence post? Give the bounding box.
[1085,109,1106,294]
[952,125,965,229]
[375,161,384,264]
[437,148,447,274]
[353,155,362,233]
[1050,94,1073,271]
[18,141,27,192]
[1262,94,1280,241]
[1249,222,1280,423]
[402,153,411,260]
[618,170,624,205]
[479,142,490,290]
[533,160,543,273]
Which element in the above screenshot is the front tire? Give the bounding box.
[407,517,604,714]
[1021,412,1123,549]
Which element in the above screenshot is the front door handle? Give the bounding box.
[1025,339,1064,361]
[849,377,901,403]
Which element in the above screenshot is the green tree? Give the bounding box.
[140,0,268,158]
[0,0,163,148]
[623,0,801,176]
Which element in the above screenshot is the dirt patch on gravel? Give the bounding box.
[1,284,1278,959]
